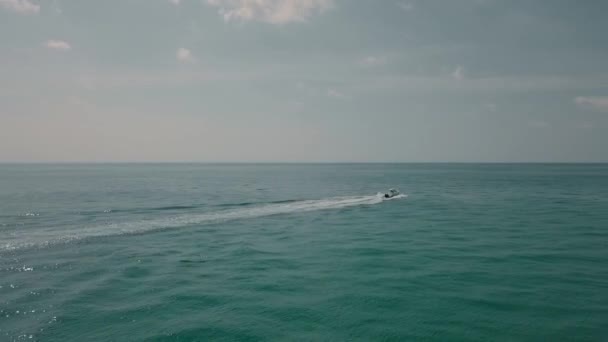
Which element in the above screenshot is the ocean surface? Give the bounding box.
[1,163,607,341]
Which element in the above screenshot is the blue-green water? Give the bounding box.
[1,164,607,341]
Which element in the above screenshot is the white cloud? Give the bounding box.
[0,0,40,14]
[451,65,464,80]
[206,0,333,24]
[45,40,71,51]
[51,0,62,14]
[397,2,413,11]
[359,74,608,95]
[327,88,348,99]
[484,103,497,112]
[575,96,608,112]
[169,0,180,5]
[359,56,386,67]
[176,48,195,63]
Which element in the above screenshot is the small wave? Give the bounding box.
[20,213,40,217]
[216,201,256,208]
[1,193,406,252]
[150,205,198,211]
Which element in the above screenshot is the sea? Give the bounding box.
[0,163,607,341]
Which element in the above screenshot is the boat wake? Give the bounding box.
[377,193,407,201]
[1,193,407,252]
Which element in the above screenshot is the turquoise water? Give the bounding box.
[1,164,607,341]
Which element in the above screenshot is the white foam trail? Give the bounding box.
[384,194,407,201]
[1,194,406,252]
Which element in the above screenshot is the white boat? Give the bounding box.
[384,189,400,198]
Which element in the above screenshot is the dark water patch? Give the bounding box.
[121,266,152,279]
[146,326,263,342]
[178,259,207,264]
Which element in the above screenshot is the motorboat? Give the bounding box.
[384,189,400,198]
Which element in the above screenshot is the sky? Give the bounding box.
[1,0,607,162]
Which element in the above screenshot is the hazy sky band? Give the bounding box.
[1,0,607,162]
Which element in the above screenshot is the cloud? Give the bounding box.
[484,103,497,112]
[575,96,608,112]
[176,48,195,63]
[206,0,333,24]
[0,0,40,14]
[327,88,349,99]
[359,56,386,67]
[397,2,413,11]
[451,65,464,80]
[45,40,71,51]
[51,0,62,14]
[359,74,608,95]
[169,0,180,5]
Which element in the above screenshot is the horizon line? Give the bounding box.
[1,161,607,165]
